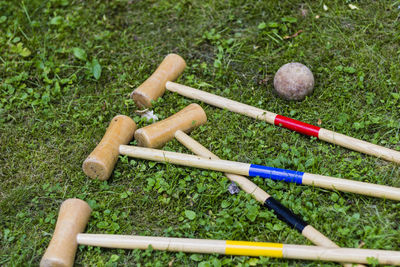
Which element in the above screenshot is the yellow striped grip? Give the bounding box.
[225,241,283,257]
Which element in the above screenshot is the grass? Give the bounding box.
[1,0,400,266]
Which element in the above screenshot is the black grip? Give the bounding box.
[264,197,308,232]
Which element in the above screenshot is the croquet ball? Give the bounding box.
[273,62,314,101]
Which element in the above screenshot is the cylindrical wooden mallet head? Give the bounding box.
[40,199,91,267]
[82,115,137,180]
[134,103,207,148]
[130,54,186,108]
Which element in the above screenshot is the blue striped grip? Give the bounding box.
[248,164,304,184]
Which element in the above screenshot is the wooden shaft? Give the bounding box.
[78,234,226,254]
[174,130,362,267]
[76,234,400,265]
[118,145,400,200]
[134,104,207,148]
[119,145,251,175]
[166,81,278,124]
[166,81,400,164]
[282,244,400,265]
[302,173,400,201]
[174,130,269,202]
[301,226,363,267]
[40,199,92,267]
[319,128,400,164]
[82,115,137,180]
[130,54,186,108]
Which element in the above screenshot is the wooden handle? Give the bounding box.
[82,115,137,180]
[318,129,400,164]
[135,104,207,148]
[174,130,269,202]
[130,54,186,108]
[166,81,278,124]
[118,145,400,200]
[40,199,91,267]
[76,234,400,265]
[283,244,400,265]
[119,145,251,175]
[166,82,400,164]
[302,173,400,201]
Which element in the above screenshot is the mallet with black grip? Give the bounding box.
[134,104,364,267]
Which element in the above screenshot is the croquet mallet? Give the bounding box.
[119,145,400,201]
[130,54,400,164]
[40,199,400,266]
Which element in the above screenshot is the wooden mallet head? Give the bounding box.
[40,199,91,267]
[82,115,137,180]
[134,103,207,148]
[130,54,186,108]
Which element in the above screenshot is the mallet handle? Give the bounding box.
[174,130,269,202]
[166,81,400,164]
[77,234,400,265]
[119,145,400,200]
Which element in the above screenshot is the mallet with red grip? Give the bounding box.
[130,54,400,164]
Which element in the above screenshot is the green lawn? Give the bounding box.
[1,1,400,266]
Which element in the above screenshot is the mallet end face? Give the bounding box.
[130,90,153,109]
[82,157,110,181]
[134,128,153,148]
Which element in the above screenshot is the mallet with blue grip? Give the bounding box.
[81,114,400,200]
[118,145,400,201]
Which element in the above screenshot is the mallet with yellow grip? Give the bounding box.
[40,199,400,266]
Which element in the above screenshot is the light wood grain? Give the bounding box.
[135,104,206,148]
[166,81,278,124]
[174,130,269,202]
[131,54,186,108]
[119,145,400,200]
[82,115,136,180]
[119,145,251,175]
[302,172,400,201]
[319,128,400,164]
[77,234,226,254]
[76,234,400,265]
[166,81,400,164]
[174,130,363,267]
[283,244,400,265]
[40,199,92,267]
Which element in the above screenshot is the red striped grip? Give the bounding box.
[274,115,320,137]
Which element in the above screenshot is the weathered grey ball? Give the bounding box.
[273,62,314,101]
